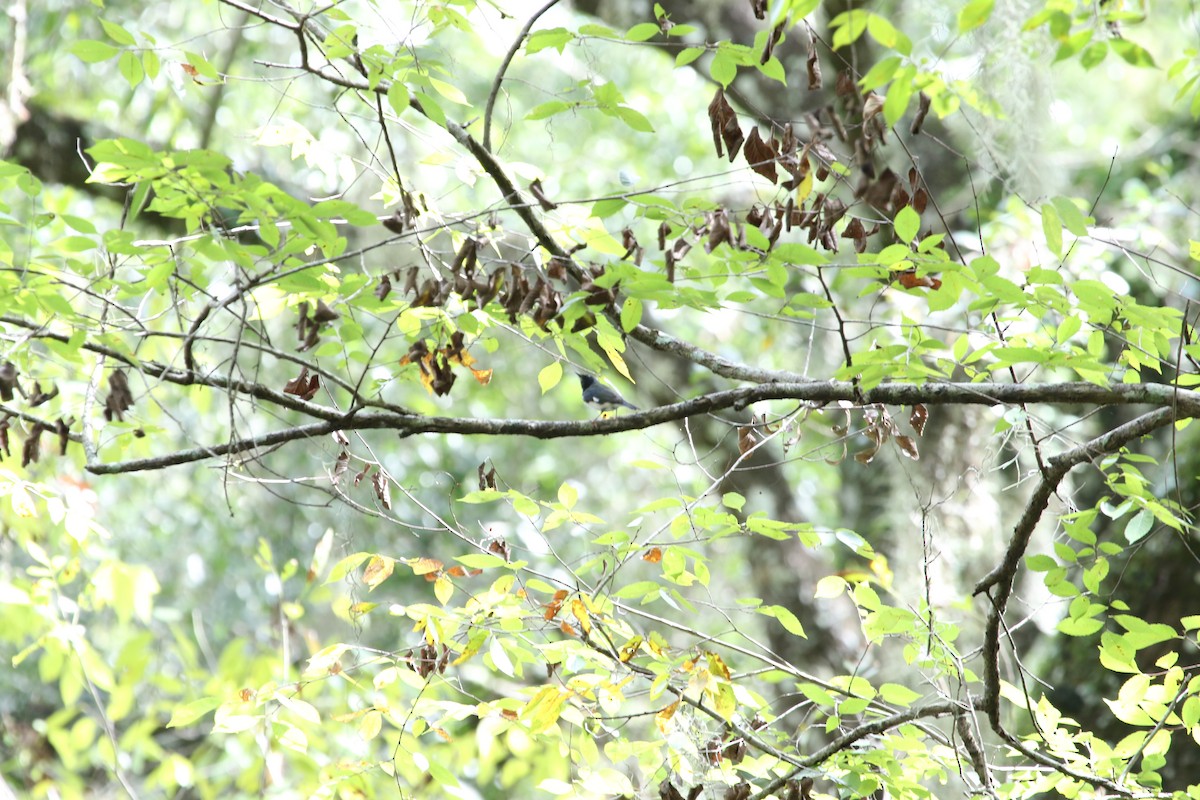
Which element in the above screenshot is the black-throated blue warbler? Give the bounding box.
[577,373,637,415]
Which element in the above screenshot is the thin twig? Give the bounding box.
[483,0,561,153]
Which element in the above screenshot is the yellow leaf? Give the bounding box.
[602,345,632,382]
[359,709,382,741]
[403,557,443,575]
[655,701,679,734]
[571,598,592,633]
[363,555,394,589]
[434,575,453,605]
[795,167,814,206]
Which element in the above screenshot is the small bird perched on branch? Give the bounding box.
[577,373,638,415]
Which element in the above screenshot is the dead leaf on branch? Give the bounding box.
[478,461,497,490]
[911,91,932,135]
[708,88,744,162]
[372,471,392,509]
[529,178,557,211]
[104,370,134,422]
[738,425,758,456]
[762,20,785,64]
[744,127,778,183]
[724,782,750,800]
[283,368,320,401]
[806,27,822,90]
[21,422,45,467]
[374,273,392,300]
[910,403,928,436]
[331,450,349,484]
[0,361,19,402]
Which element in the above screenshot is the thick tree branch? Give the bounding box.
[80,385,1197,475]
[749,701,962,800]
[974,406,1178,797]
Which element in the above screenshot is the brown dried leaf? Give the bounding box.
[103,370,134,422]
[738,425,757,456]
[896,271,942,290]
[807,29,822,90]
[312,300,340,323]
[909,403,928,436]
[762,20,784,64]
[835,69,858,98]
[374,274,392,300]
[660,779,685,800]
[708,88,744,162]
[855,442,879,465]
[478,462,497,490]
[382,208,406,234]
[863,92,886,124]
[0,362,18,402]
[706,208,732,253]
[702,738,723,766]
[723,737,747,764]
[896,434,919,460]
[911,91,931,135]
[332,450,349,484]
[283,369,320,401]
[529,178,557,211]
[372,471,392,509]
[744,127,778,183]
[21,422,44,467]
[912,187,929,214]
[724,782,750,800]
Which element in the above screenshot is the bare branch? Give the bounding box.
[483,0,561,153]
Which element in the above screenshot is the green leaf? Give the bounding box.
[710,52,736,87]
[526,100,571,120]
[1026,554,1057,572]
[387,82,410,116]
[1111,39,1156,68]
[757,56,786,83]
[414,92,445,127]
[676,47,704,67]
[894,206,920,243]
[879,683,921,706]
[591,197,627,218]
[882,64,916,126]
[1124,508,1153,543]
[1080,41,1109,70]
[625,22,659,42]
[1041,203,1063,257]
[538,362,562,394]
[722,492,745,511]
[760,604,806,638]
[616,106,654,133]
[185,51,221,80]
[70,40,119,63]
[859,56,902,92]
[454,554,509,569]
[773,242,827,265]
[958,0,995,32]
[865,13,910,56]
[100,18,137,46]
[620,298,642,332]
[166,697,221,728]
[526,27,572,55]
[1058,616,1104,637]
